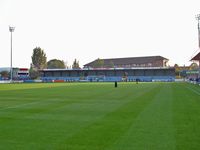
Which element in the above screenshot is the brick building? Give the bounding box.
[84,56,169,68]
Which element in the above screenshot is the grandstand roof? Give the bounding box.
[41,67,173,72]
[84,56,168,67]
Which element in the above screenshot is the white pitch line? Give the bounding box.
[0,98,64,111]
[186,86,200,96]
[0,101,42,111]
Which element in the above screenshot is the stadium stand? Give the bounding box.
[40,56,175,82]
[40,67,175,82]
[190,51,200,83]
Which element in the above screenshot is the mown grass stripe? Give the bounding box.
[108,83,176,150]
[172,83,200,150]
[58,84,160,150]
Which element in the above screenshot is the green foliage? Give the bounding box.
[0,71,9,78]
[93,58,104,68]
[174,64,179,68]
[174,63,199,78]
[106,60,115,68]
[47,59,66,69]
[72,59,80,69]
[189,62,198,69]
[31,47,47,70]
[29,66,39,79]
[109,60,114,68]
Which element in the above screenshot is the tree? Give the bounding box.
[174,64,180,77]
[174,64,179,68]
[29,65,39,79]
[30,47,47,79]
[72,59,80,69]
[0,71,9,79]
[31,47,47,70]
[107,60,114,68]
[189,62,198,70]
[47,59,66,69]
[93,58,104,68]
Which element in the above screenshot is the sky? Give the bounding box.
[0,0,200,68]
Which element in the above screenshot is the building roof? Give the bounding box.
[41,67,174,72]
[191,52,200,61]
[84,56,168,67]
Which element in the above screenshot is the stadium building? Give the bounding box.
[190,52,200,84]
[0,67,29,80]
[40,56,175,82]
[84,56,168,68]
[17,68,29,80]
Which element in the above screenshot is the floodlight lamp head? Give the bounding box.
[9,26,15,32]
[196,14,200,20]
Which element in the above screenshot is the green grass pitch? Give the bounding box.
[0,82,200,150]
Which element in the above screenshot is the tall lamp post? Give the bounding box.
[196,14,200,78]
[9,26,15,82]
[196,14,200,48]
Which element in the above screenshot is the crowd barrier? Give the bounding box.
[0,80,11,84]
[23,80,42,83]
